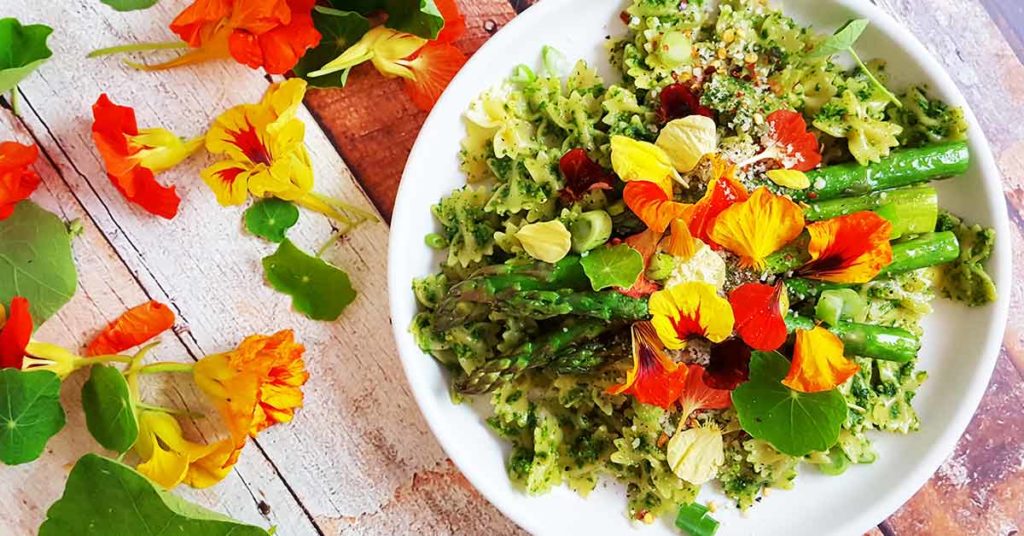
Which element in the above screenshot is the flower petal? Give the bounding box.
[682,158,748,245]
[663,218,697,260]
[783,326,859,393]
[623,181,690,234]
[709,187,804,269]
[558,148,614,203]
[434,0,467,43]
[765,169,810,190]
[728,282,788,351]
[85,301,176,356]
[649,281,734,350]
[0,141,40,221]
[799,211,893,283]
[227,0,321,75]
[607,321,687,409]
[705,338,751,390]
[610,135,678,193]
[666,422,724,485]
[658,83,714,123]
[402,42,468,111]
[0,297,32,369]
[765,110,821,171]
[678,363,732,419]
[516,220,572,263]
[656,115,719,173]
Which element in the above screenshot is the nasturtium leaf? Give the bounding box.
[0,369,65,465]
[263,239,356,321]
[0,201,78,323]
[807,18,868,59]
[39,454,270,536]
[99,0,159,11]
[244,198,300,243]
[81,365,138,453]
[580,244,644,291]
[384,0,444,39]
[293,7,371,88]
[0,18,53,94]
[731,352,847,456]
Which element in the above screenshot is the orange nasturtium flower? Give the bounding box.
[193,330,309,443]
[663,218,697,260]
[607,321,688,409]
[134,410,241,489]
[797,211,894,284]
[649,282,734,350]
[783,326,859,393]
[91,94,201,219]
[623,180,690,234]
[85,301,176,357]
[709,187,804,270]
[0,141,41,221]
[677,363,732,420]
[682,157,748,245]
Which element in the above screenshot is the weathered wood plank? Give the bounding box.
[980,0,1024,64]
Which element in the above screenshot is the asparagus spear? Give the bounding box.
[804,185,938,239]
[785,315,919,363]
[456,319,610,394]
[765,231,960,276]
[792,140,969,202]
[492,290,650,321]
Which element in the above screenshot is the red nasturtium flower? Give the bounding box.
[0,297,32,369]
[704,338,752,390]
[91,95,201,219]
[401,41,469,111]
[798,211,893,284]
[658,83,714,123]
[677,363,733,420]
[728,282,788,351]
[85,301,176,356]
[166,0,321,74]
[607,321,688,409]
[434,0,467,44]
[558,148,614,203]
[742,109,822,171]
[783,326,859,393]
[0,142,41,221]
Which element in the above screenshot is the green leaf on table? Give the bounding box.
[81,364,138,453]
[293,7,371,88]
[39,453,270,536]
[731,352,847,456]
[806,18,868,59]
[99,0,159,11]
[0,369,65,465]
[579,244,644,291]
[263,239,356,321]
[0,201,79,324]
[384,0,444,39]
[0,18,53,94]
[244,198,300,243]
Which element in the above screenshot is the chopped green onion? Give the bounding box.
[425,233,448,250]
[675,502,720,536]
[658,31,692,67]
[541,45,567,76]
[817,447,852,476]
[510,64,536,85]
[814,288,866,325]
[570,210,612,253]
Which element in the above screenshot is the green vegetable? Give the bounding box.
[293,7,371,87]
[0,201,78,324]
[570,210,612,253]
[0,369,65,465]
[81,365,138,454]
[675,502,720,536]
[794,141,969,202]
[881,231,960,275]
[99,0,158,11]
[785,315,919,363]
[263,239,356,321]
[39,454,270,536]
[424,232,448,249]
[580,244,644,291]
[934,211,997,306]
[244,198,300,243]
[815,288,866,325]
[493,289,650,320]
[0,18,53,95]
[804,185,938,239]
[815,447,852,476]
[806,19,899,107]
[542,45,568,77]
[892,86,969,148]
[732,352,848,456]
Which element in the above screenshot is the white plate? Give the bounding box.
[387,1,1011,534]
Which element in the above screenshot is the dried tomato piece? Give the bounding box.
[658,83,715,123]
[558,148,614,203]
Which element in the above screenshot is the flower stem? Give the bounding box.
[850,49,901,108]
[138,362,195,375]
[88,41,189,59]
[136,402,205,419]
[74,354,133,369]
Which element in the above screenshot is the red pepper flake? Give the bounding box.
[658,83,715,123]
[705,338,752,391]
[558,148,614,204]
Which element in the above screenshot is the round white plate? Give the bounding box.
[388,1,1011,534]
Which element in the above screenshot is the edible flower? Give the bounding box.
[783,326,859,393]
[656,115,719,173]
[739,109,822,171]
[399,41,469,111]
[134,410,240,489]
[112,0,321,75]
[607,321,688,409]
[682,156,748,245]
[728,282,789,351]
[0,141,41,221]
[85,301,176,357]
[434,0,468,44]
[649,282,734,350]
[623,181,690,234]
[766,169,810,190]
[19,341,81,379]
[797,211,893,283]
[0,297,32,369]
[516,220,572,263]
[663,218,697,260]
[610,135,680,193]
[193,330,308,443]
[558,148,614,203]
[704,338,752,390]
[709,187,805,270]
[91,95,199,219]
[620,229,663,298]
[677,363,732,419]
[657,83,714,123]
[666,422,724,485]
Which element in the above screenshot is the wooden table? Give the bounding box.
[3,0,1022,534]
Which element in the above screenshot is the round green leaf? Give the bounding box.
[0,18,53,93]
[99,0,159,11]
[263,239,356,321]
[579,244,644,291]
[81,364,138,453]
[0,369,65,465]
[732,352,847,456]
[244,198,300,243]
[0,201,78,324]
[40,454,270,536]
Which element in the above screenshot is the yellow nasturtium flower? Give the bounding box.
[656,115,719,173]
[307,27,427,81]
[515,220,572,263]
[134,411,240,489]
[649,282,734,350]
[709,187,805,270]
[130,128,203,174]
[766,169,811,190]
[610,135,680,195]
[666,422,725,485]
